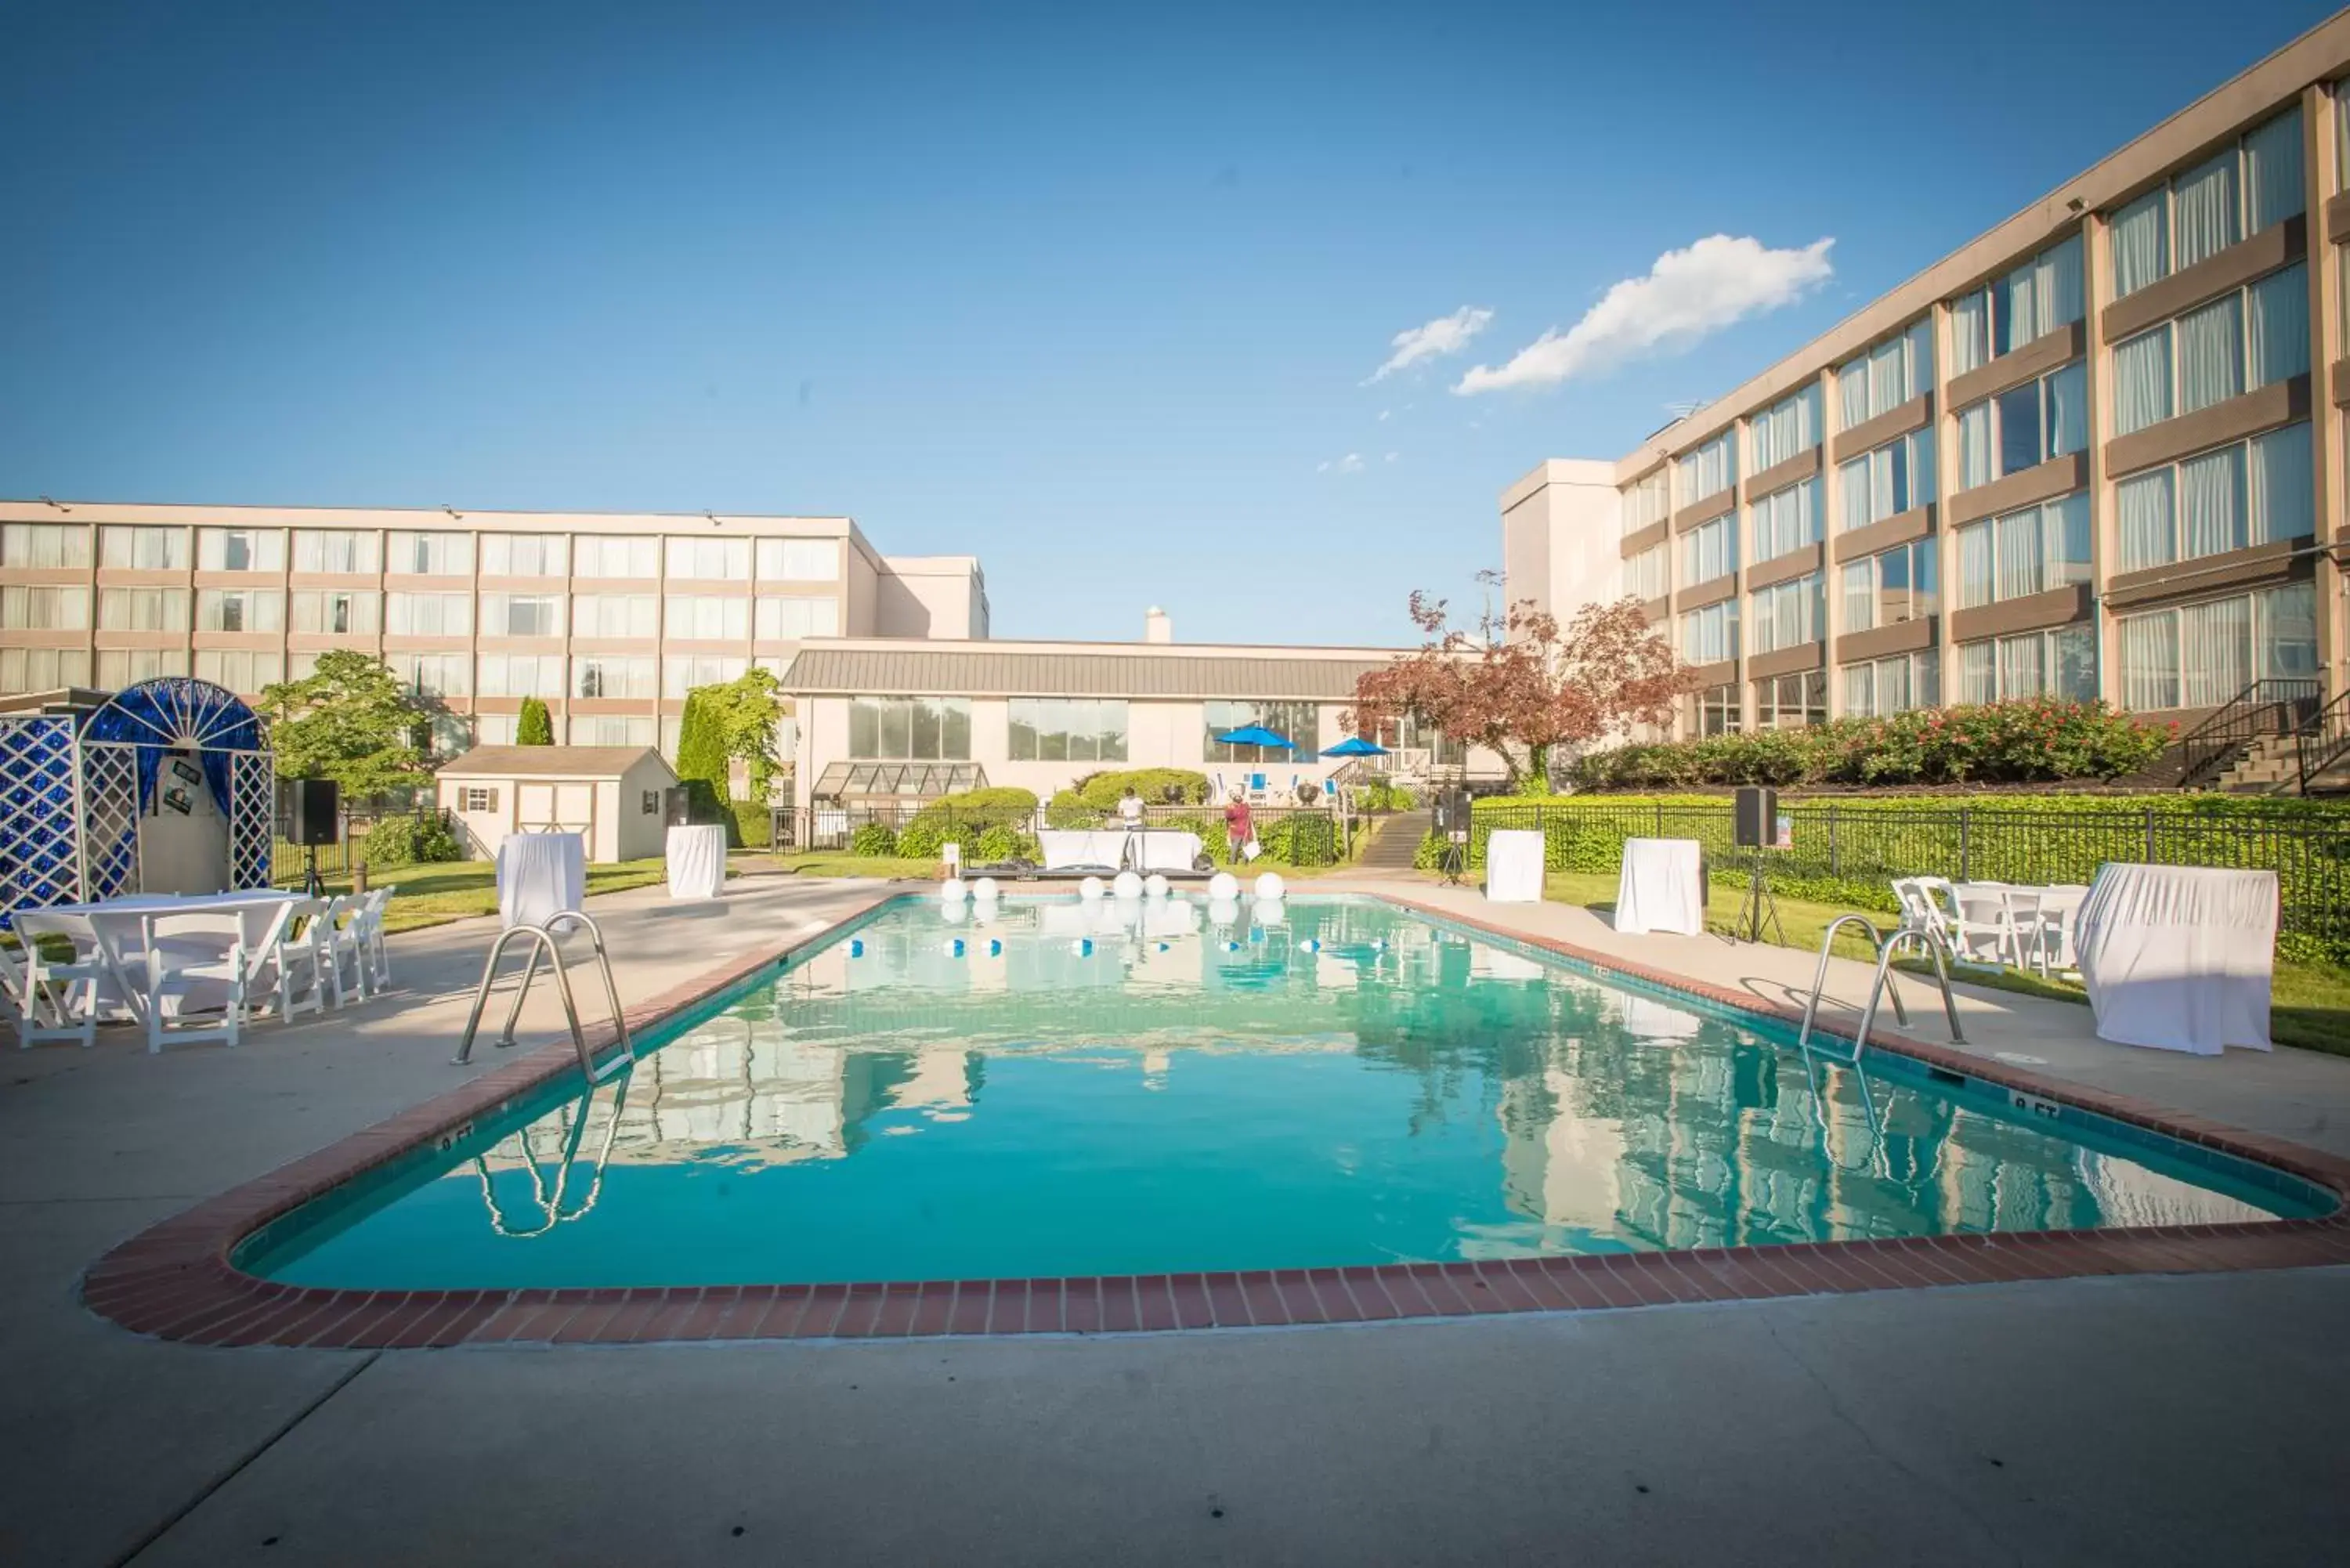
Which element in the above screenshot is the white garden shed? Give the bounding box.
[436,746,678,865]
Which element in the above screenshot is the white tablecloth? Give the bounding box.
[1135,831,1202,872]
[1484,829,1546,903]
[40,891,304,1017]
[497,832,586,930]
[2073,864,2276,1054]
[1614,838,1705,935]
[1038,830,1128,870]
[664,824,728,901]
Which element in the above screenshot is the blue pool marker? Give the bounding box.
[1221,939,1239,952]
[1157,941,1171,952]
[1249,927,1267,945]
[946,938,965,957]
[1297,938,1321,953]
[989,938,1003,956]
[1070,938,1094,956]
[849,938,864,958]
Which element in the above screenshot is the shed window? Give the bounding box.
[461,786,498,812]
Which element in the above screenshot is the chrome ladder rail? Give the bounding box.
[450,909,634,1083]
[1795,913,1967,1064]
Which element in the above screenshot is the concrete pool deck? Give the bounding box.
[5,869,2349,1564]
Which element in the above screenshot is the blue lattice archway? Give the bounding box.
[0,677,274,924]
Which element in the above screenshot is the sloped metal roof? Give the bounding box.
[778,649,1386,700]
[438,745,671,779]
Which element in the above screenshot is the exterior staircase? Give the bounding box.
[1357,810,1431,872]
[2214,731,2350,795]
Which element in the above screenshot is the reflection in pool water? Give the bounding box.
[241,897,2317,1289]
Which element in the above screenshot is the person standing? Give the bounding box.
[1117,784,1147,870]
[1224,789,1253,864]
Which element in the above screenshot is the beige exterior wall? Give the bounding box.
[873,555,989,638]
[1499,459,1623,628]
[436,751,675,862]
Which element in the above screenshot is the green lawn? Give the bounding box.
[307,858,672,934]
[1533,869,2350,1059]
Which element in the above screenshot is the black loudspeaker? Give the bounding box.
[289,779,340,847]
[1733,786,1777,849]
[1432,787,1471,835]
[664,787,692,827]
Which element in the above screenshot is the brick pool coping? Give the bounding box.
[80,887,2350,1349]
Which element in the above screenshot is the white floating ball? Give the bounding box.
[1079,876,1105,901]
[1297,938,1321,952]
[940,876,967,901]
[943,937,965,956]
[1208,896,1241,927]
[1209,872,1240,901]
[1112,871,1144,900]
[972,876,1000,900]
[1144,873,1171,900]
[939,900,967,927]
[1253,872,1285,901]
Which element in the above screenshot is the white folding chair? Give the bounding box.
[356,887,393,995]
[5,913,111,1048]
[273,898,334,1021]
[137,901,294,1052]
[322,894,368,1003]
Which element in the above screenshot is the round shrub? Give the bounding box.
[848,822,900,858]
[362,812,461,868]
[894,821,945,859]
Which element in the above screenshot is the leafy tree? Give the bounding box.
[1350,594,1690,794]
[674,688,730,825]
[255,651,429,798]
[692,667,789,804]
[515,695,555,746]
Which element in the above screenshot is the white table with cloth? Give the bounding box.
[497,831,587,930]
[2073,863,2277,1054]
[664,824,728,901]
[1614,837,1705,935]
[1484,829,1546,904]
[41,890,304,1021]
[1036,829,1203,873]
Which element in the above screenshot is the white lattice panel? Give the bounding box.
[82,743,142,903]
[229,751,274,890]
[0,717,81,920]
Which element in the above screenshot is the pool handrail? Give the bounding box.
[451,909,634,1084]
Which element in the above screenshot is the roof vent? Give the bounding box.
[1144,607,1173,644]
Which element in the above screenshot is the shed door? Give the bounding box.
[518,782,595,838]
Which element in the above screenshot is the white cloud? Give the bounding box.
[1367,306,1493,382]
[1377,409,1391,421]
[1383,451,1398,464]
[1318,452,1365,475]
[1453,235,1833,395]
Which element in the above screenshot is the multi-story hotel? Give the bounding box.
[1505,13,2350,742]
[0,500,986,757]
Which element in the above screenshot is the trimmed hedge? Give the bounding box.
[362,812,461,868]
[731,800,772,849]
[1047,769,1211,826]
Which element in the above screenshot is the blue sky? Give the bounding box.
[1,0,2339,644]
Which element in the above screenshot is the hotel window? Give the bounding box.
[98,525,187,570]
[1840,540,1939,634]
[663,594,750,640]
[479,534,566,577]
[96,649,188,686]
[572,593,658,638]
[1955,493,2091,609]
[99,587,189,630]
[849,695,974,761]
[194,588,284,633]
[1754,671,1826,730]
[1675,432,1735,508]
[476,653,566,698]
[1624,541,1668,602]
[1680,600,1739,664]
[422,713,472,757]
[0,584,89,630]
[0,647,92,692]
[2111,265,2308,437]
[2110,107,2304,298]
[1009,698,1131,762]
[385,591,472,636]
[662,653,747,697]
[572,535,660,579]
[2114,422,2312,573]
[1749,479,1820,563]
[289,590,378,634]
[1957,626,2097,704]
[1203,701,1316,764]
[1953,360,2086,489]
[754,537,840,581]
[1837,320,1935,430]
[1681,512,1738,583]
[1748,385,1820,471]
[665,537,752,580]
[479,592,563,638]
[1836,429,1936,533]
[386,651,472,698]
[1748,574,1823,656]
[2,522,92,569]
[2118,581,2316,712]
[573,715,656,747]
[385,530,473,576]
[1623,471,1668,536]
[195,528,284,573]
[193,649,283,692]
[573,654,657,699]
[291,529,379,575]
[1949,235,2084,377]
[754,595,841,640]
[1689,684,1741,737]
[1842,650,1940,718]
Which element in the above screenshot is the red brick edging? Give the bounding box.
[79,887,2350,1349]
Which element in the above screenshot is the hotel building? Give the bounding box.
[0,500,985,758]
[1504,13,2350,741]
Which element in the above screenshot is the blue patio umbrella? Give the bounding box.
[1214,725,1292,749]
[1320,735,1390,758]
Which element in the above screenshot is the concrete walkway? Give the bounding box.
[3,870,2346,1566]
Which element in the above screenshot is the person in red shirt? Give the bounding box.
[1224,789,1253,862]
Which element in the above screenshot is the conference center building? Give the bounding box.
[1502,12,2350,739]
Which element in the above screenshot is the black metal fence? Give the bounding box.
[1466,800,2350,952]
[271,804,450,887]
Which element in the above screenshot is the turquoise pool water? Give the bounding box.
[239,895,2328,1289]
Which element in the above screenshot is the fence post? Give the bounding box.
[1958,808,1970,881]
[1654,802,1664,839]
[2145,807,2157,865]
[1828,803,1838,877]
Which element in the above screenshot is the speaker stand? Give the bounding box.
[1439,837,1467,887]
[303,844,324,900]
[1737,849,1784,946]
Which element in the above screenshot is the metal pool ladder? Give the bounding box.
[451,909,634,1084]
[1795,913,1967,1067]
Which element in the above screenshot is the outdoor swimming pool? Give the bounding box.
[236,894,2330,1292]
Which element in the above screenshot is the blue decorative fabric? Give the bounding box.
[82,677,262,814]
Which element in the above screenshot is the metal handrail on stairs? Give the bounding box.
[2178,677,2323,789]
[2295,686,2350,794]
[450,909,634,1083]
